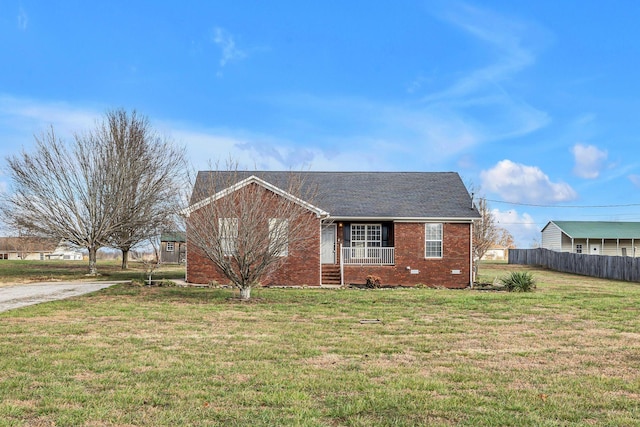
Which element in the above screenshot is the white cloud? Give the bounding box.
[166,124,393,172]
[433,3,535,99]
[480,159,577,204]
[212,27,246,73]
[415,3,551,142]
[572,143,607,179]
[17,7,28,31]
[492,208,539,248]
[629,174,640,188]
[0,95,101,150]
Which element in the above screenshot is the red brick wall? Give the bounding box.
[186,194,321,287]
[188,207,472,288]
[342,222,472,288]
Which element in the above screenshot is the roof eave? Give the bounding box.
[184,175,330,218]
[324,216,478,223]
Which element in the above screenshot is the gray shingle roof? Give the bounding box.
[191,171,480,220]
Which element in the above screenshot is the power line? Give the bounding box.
[485,199,640,209]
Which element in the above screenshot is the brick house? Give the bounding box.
[185,171,480,288]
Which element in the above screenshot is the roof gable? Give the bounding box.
[548,221,640,239]
[185,174,329,218]
[189,171,480,220]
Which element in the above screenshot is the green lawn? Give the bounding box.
[0,263,639,426]
[0,259,185,284]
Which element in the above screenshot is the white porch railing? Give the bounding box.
[341,246,395,265]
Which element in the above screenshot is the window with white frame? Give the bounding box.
[351,224,381,257]
[219,218,238,256]
[166,242,175,252]
[576,244,582,254]
[425,223,443,258]
[269,218,289,257]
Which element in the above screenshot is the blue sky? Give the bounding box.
[2,1,640,247]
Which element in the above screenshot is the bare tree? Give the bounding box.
[473,197,500,262]
[132,230,163,285]
[185,164,321,300]
[496,227,516,250]
[1,110,186,275]
[99,110,187,269]
[2,127,122,274]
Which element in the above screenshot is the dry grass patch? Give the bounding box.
[0,267,640,425]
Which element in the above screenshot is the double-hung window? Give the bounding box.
[351,224,382,258]
[269,218,289,257]
[166,242,175,252]
[219,218,238,256]
[425,223,443,258]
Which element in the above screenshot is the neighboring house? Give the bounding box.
[185,171,480,288]
[47,241,84,260]
[0,237,83,260]
[160,232,186,264]
[541,221,640,257]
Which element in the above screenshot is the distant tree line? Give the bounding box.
[0,109,187,275]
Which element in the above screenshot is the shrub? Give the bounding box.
[500,271,536,292]
[365,275,381,289]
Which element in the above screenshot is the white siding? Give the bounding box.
[542,222,563,251]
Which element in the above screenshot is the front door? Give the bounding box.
[321,224,336,264]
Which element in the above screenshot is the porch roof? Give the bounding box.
[191,171,480,220]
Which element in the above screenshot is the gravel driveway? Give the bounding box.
[0,281,124,313]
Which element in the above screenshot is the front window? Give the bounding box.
[166,242,175,252]
[425,223,443,258]
[576,244,582,254]
[219,218,238,256]
[351,224,381,257]
[269,218,289,257]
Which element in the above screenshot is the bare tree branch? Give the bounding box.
[2,127,119,274]
[0,110,187,274]
[473,197,499,263]
[99,109,187,268]
[185,162,320,299]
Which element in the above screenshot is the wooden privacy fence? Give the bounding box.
[509,248,640,282]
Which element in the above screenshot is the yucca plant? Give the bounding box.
[500,271,536,292]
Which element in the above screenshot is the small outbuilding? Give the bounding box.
[160,232,186,264]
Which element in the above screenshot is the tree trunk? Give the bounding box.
[121,248,129,270]
[88,245,98,276]
[239,286,251,300]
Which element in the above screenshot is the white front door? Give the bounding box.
[321,224,336,264]
[590,244,600,255]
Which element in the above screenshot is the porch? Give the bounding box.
[341,246,395,265]
[321,246,395,286]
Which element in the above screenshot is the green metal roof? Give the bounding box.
[548,221,640,239]
[160,231,185,243]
